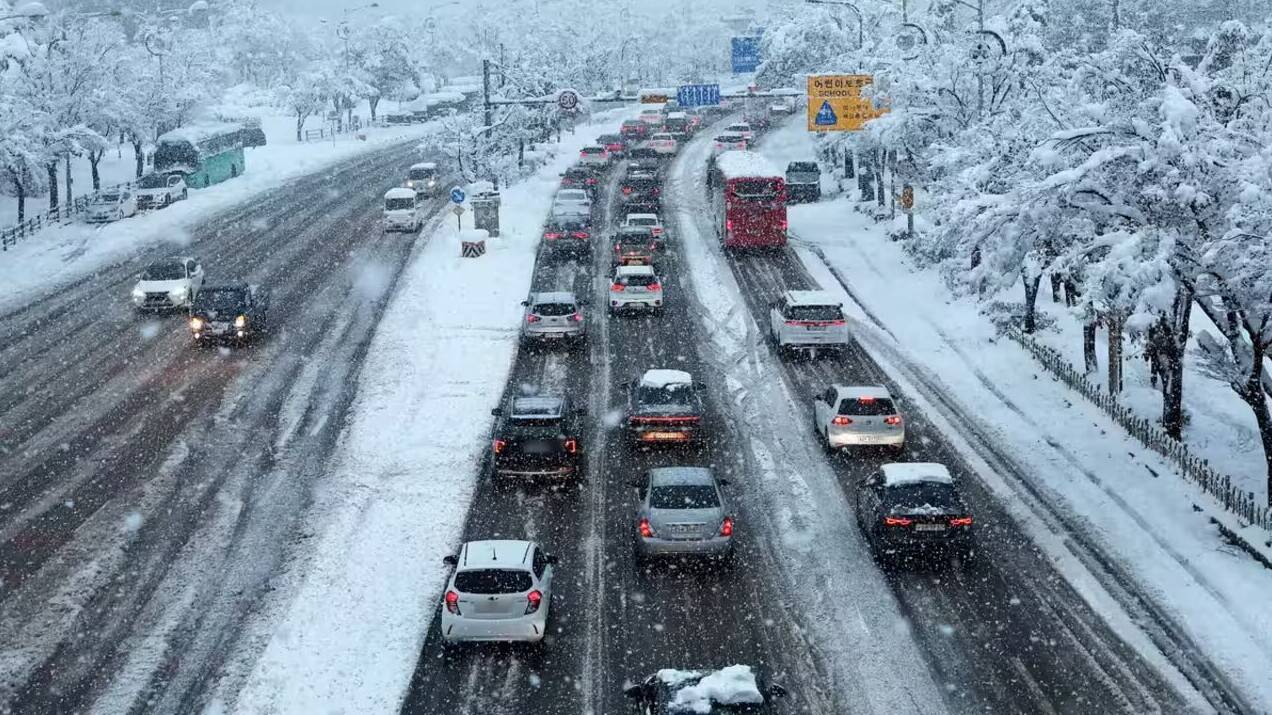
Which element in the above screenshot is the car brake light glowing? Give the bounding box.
[651,227,662,236]
[525,589,543,614]
[445,590,461,614]
[949,516,973,527]
[564,438,578,453]
[648,282,661,292]
[544,232,563,239]
[638,518,653,538]
[611,283,625,292]
[492,438,506,454]
[884,516,913,527]
[858,397,876,404]
[884,416,903,426]
[587,178,598,185]
[573,231,590,239]
[622,187,633,195]
[780,219,788,230]
[570,312,584,323]
[726,219,733,232]
[831,416,852,426]
[526,314,541,323]
[719,517,734,537]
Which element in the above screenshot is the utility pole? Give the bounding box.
[976,0,985,119]
[482,58,493,129]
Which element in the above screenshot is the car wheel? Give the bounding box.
[181,189,189,200]
[822,429,835,454]
[162,196,171,208]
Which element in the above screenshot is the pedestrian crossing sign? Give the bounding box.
[806,74,888,132]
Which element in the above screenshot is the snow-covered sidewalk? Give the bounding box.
[756,116,1272,709]
[219,109,632,714]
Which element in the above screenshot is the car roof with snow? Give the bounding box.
[556,189,590,200]
[409,162,437,171]
[529,291,578,305]
[880,462,954,487]
[784,289,840,306]
[641,368,692,388]
[384,187,416,200]
[834,385,893,401]
[715,150,781,180]
[510,395,565,418]
[455,540,534,570]
[655,665,765,712]
[647,467,715,487]
[615,264,656,277]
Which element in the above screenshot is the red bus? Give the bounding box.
[708,150,787,249]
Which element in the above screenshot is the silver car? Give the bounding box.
[440,539,556,645]
[521,291,586,347]
[812,384,905,452]
[633,467,734,561]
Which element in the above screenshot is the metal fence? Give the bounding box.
[2,182,133,253]
[1004,326,1272,532]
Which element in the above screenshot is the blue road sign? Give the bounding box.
[450,186,466,204]
[814,100,838,126]
[676,84,721,108]
[730,36,762,73]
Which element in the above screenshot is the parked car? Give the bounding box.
[769,290,850,355]
[560,166,600,196]
[491,395,586,480]
[406,162,440,197]
[648,133,678,156]
[609,264,663,313]
[713,133,748,155]
[623,368,706,446]
[382,187,422,232]
[440,540,556,645]
[855,463,976,565]
[633,466,733,561]
[85,189,138,223]
[578,145,610,167]
[542,217,593,255]
[189,283,269,346]
[812,384,905,452]
[551,189,593,221]
[131,256,204,311]
[597,133,627,159]
[520,291,586,347]
[612,226,659,266]
[785,161,822,203]
[625,665,786,713]
[134,172,188,210]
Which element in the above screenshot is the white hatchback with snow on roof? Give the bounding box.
[609,265,663,313]
[813,384,905,451]
[441,540,556,644]
[382,187,421,232]
[769,290,850,353]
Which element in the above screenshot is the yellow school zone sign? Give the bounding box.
[806,74,888,132]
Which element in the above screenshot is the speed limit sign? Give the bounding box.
[557,90,580,111]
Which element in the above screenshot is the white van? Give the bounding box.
[383,187,421,233]
[406,162,439,197]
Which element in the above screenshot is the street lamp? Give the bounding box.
[804,0,863,51]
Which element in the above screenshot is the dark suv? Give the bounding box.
[561,165,601,197]
[855,462,975,565]
[612,226,659,266]
[624,369,706,447]
[491,395,586,480]
[624,665,786,713]
[619,175,662,212]
[543,217,593,255]
[189,284,269,346]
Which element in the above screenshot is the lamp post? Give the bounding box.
[804,0,863,50]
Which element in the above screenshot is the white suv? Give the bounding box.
[441,540,556,645]
[812,384,905,452]
[131,256,204,310]
[609,264,663,313]
[769,290,850,354]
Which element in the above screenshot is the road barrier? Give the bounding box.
[1,182,133,253]
[1004,326,1272,533]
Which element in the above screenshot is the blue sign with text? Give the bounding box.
[730,36,762,73]
[676,84,721,108]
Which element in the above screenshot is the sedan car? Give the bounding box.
[578,145,610,167]
[561,166,601,196]
[769,290,850,355]
[189,283,269,346]
[723,122,754,141]
[648,133,678,156]
[551,189,593,221]
[625,665,787,714]
[131,256,204,310]
[623,212,665,244]
[813,385,905,452]
[612,226,659,266]
[597,133,627,158]
[624,369,706,446]
[441,540,556,645]
[491,395,586,480]
[633,466,733,562]
[609,264,663,313]
[85,189,138,223]
[521,291,586,347]
[542,218,592,255]
[712,133,748,155]
[619,176,662,212]
[621,119,649,140]
[856,463,976,565]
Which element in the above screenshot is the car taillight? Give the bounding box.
[719,517,734,537]
[828,319,846,326]
[573,231,590,239]
[648,243,658,251]
[526,314,541,323]
[648,282,661,292]
[652,187,661,196]
[587,178,598,185]
[638,518,653,538]
[611,283,625,292]
[525,589,543,614]
[493,438,506,454]
[884,516,912,527]
[445,590,461,614]
[564,438,578,453]
[652,227,662,236]
[544,232,563,239]
[949,516,973,527]
[884,416,903,426]
[726,219,733,232]
[570,312,584,322]
[622,187,633,195]
[780,219,788,230]
[831,416,852,426]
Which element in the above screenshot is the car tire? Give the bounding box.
[182,189,189,200]
[822,429,835,454]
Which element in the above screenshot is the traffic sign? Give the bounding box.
[450,186,466,204]
[730,36,762,73]
[900,186,914,211]
[806,74,887,132]
[676,84,721,108]
[557,89,579,111]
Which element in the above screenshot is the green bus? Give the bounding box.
[154,123,252,188]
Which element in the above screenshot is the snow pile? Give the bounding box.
[714,150,781,180]
[641,369,693,388]
[660,665,764,713]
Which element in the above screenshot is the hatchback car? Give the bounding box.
[85,189,138,223]
[441,540,556,645]
[621,119,649,140]
[812,385,905,452]
[491,395,586,480]
[542,218,592,255]
[597,133,627,158]
[612,226,659,266]
[769,290,850,354]
[724,122,754,141]
[648,133,678,156]
[609,264,663,313]
[633,467,733,561]
[624,369,706,446]
[131,256,204,311]
[561,166,600,196]
[856,463,975,564]
[578,145,610,167]
[521,291,586,347]
[625,665,787,714]
[623,212,665,244]
[619,175,662,212]
[712,133,748,156]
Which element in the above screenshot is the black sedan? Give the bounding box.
[855,462,976,565]
[491,395,586,481]
[189,283,270,346]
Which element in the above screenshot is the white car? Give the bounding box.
[406,162,439,197]
[578,145,610,167]
[769,290,850,354]
[648,133,678,156]
[551,188,593,220]
[382,187,422,232]
[133,172,188,210]
[440,539,556,645]
[131,256,204,310]
[85,189,138,223]
[723,122,754,141]
[638,108,664,126]
[623,212,664,243]
[713,133,748,155]
[609,264,663,313]
[812,384,906,451]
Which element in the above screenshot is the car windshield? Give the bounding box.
[649,484,718,510]
[408,168,435,180]
[137,174,168,189]
[194,290,245,312]
[886,483,960,511]
[453,569,532,595]
[142,262,185,281]
[532,302,577,317]
[786,305,842,321]
[385,198,414,211]
[839,397,896,416]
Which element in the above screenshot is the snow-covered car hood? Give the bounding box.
[135,278,189,293]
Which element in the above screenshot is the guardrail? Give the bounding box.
[1004,325,1272,532]
[1,184,131,253]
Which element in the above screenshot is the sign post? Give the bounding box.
[452,204,465,230]
[805,74,887,132]
[450,186,466,230]
[676,84,721,108]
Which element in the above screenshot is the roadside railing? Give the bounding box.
[1004,325,1272,532]
[2,181,133,253]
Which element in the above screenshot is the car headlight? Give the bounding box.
[234,315,247,329]
[428,179,436,186]
[406,180,414,187]
[169,287,187,298]
[190,317,204,331]
[132,286,145,299]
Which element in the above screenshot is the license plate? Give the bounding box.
[806,326,827,332]
[629,286,647,293]
[914,523,946,532]
[542,333,562,339]
[671,524,696,535]
[645,431,686,440]
[209,322,229,332]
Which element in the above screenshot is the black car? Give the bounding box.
[597,133,627,158]
[612,226,659,266]
[561,165,601,196]
[491,395,586,480]
[785,161,821,204]
[624,369,706,447]
[627,147,662,176]
[855,462,975,565]
[624,665,787,714]
[620,175,662,212]
[189,283,269,346]
[543,217,593,255]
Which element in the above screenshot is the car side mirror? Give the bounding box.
[491,407,503,416]
[520,300,529,306]
[442,555,458,566]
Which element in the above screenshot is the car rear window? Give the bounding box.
[617,232,653,245]
[453,569,532,594]
[385,198,414,211]
[532,302,576,317]
[885,483,960,511]
[788,162,819,172]
[731,179,780,200]
[627,217,657,226]
[581,147,605,155]
[598,134,621,143]
[636,384,692,406]
[785,305,842,321]
[619,273,657,287]
[624,178,659,190]
[649,485,719,510]
[838,397,896,416]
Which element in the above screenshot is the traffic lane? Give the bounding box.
[5,174,440,712]
[725,251,1190,713]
